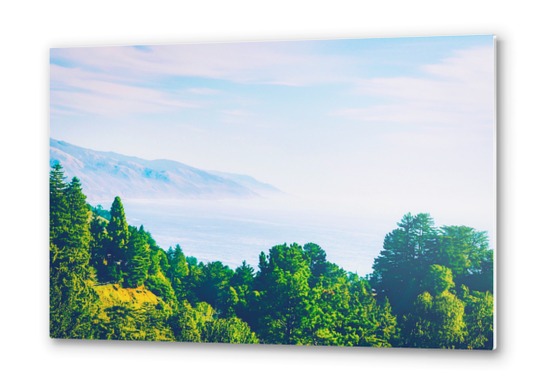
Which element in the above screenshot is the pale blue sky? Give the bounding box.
[50,35,495,235]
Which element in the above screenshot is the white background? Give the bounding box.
[1,0,539,382]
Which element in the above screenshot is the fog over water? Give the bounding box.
[54,38,495,276]
[107,196,384,276]
[89,194,494,277]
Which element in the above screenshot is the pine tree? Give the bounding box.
[49,164,97,339]
[168,244,189,302]
[89,217,109,282]
[106,196,130,284]
[125,228,150,288]
[438,226,494,293]
[50,245,97,339]
[230,261,255,322]
[255,243,312,345]
[65,177,91,251]
[370,213,439,317]
[49,162,69,247]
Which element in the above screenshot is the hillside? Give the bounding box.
[50,139,282,202]
[94,284,160,307]
[206,170,284,196]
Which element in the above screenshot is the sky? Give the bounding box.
[50,35,495,236]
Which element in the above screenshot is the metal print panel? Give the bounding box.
[49,35,495,349]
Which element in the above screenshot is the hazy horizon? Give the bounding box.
[50,36,495,250]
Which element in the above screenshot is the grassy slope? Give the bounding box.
[94,284,160,307]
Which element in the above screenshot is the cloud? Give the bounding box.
[50,64,199,116]
[50,43,493,124]
[331,46,494,131]
[50,42,354,116]
[51,42,351,86]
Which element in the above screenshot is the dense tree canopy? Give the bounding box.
[49,164,96,339]
[50,164,494,349]
[370,213,494,349]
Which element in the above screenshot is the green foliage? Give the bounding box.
[304,242,328,287]
[254,243,312,345]
[370,212,494,349]
[197,261,234,309]
[216,286,239,318]
[49,165,97,339]
[145,272,177,305]
[423,265,455,296]
[49,164,493,348]
[106,197,130,284]
[167,245,189,302]
[307,271,398,347]
[49,163,69,246]
[438,226,494,293]
[94,303,174,341]
[169,301,215,342]
[87,204,111,221]
[228,261,255,323]
[202,317,259,344]
[169,301,203,342]
[50,245,98,339]
[401,266,493,349]
[89,217,109,279]
[459,286,494,349]
[125,228,151,288]
[403,290,467,349]
[371,213,439,317]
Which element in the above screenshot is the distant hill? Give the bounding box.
[50,139,283,202]
[206,170,284,197]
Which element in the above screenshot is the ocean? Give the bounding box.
[107,196,389,277]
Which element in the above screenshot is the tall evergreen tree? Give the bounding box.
[89,216,109,281]
[230,261,255,322]
[438,226,493,293]
[197,261,234,309]
[254,243,312,345]
[125,228,151,288]
[106,197,130,284]
[49,164,97,339]
[49,163,69,247]
[168,244,189,302]
[50,245,97,339]
[370,213,439,316]
[303,242,328,287]
[64,177,91,251]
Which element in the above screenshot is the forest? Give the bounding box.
[50,163,494,349]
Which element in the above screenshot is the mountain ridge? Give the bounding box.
[50,139,283,202]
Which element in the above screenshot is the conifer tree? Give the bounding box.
[371,213,439,316]
[230,261,255,322]
[125,228,151,288]
[254,243,312,345]
[106,197,130,284]
[65,177,91,251]
[168,244,189,302]
[49,164,97,339]
[49,163,69,247]
[89,217,109,281]
[50,245,97,339]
